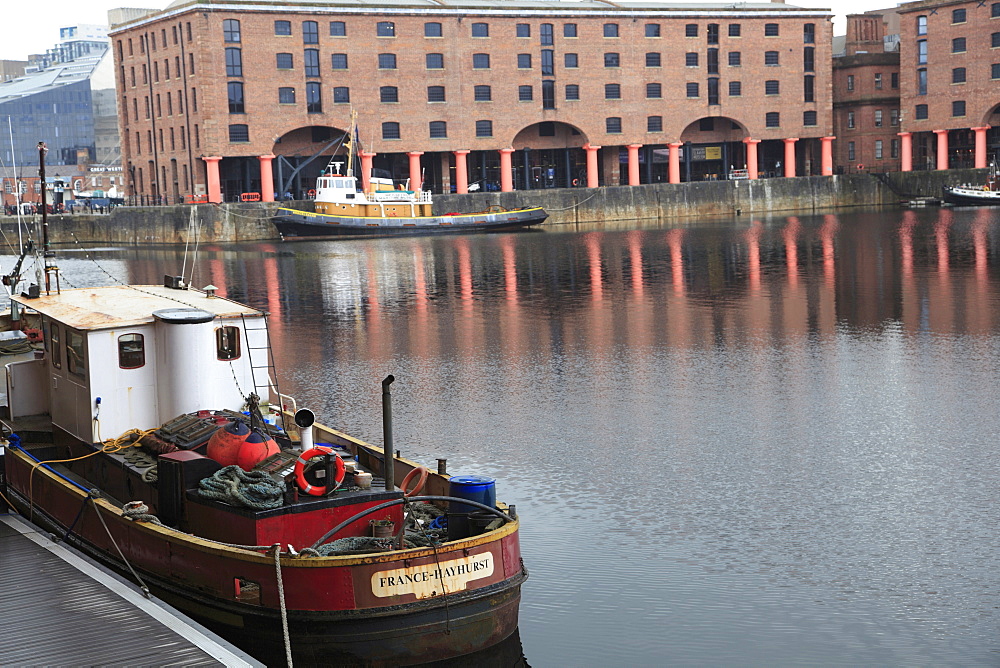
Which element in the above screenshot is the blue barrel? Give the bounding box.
[448,475,496,513]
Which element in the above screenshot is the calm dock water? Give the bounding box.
[7,205,999,666]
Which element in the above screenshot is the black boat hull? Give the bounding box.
[273,207,548,240]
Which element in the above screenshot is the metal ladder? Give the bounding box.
[240,312,287,431]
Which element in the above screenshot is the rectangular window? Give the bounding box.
[891,138,899,158]
[648,116,663,132]
[848,111,855,128]
[729,80,741,96]
[425,22,442,37]
[765,80,779,95]
[605,53,620,67]
[804,75,815,102]
[50,323,61,369]
[646,24,660,38]
[953,100,966,116]
[804,23,815,44]
[306,82,321,112]
[541,23,554,45]
[646,82,662,98]
[729,24,741,37]
[378,22,396,37]
[476,120,493,137]
[334,86,350,103]
[707,49,719,74]
[277,53,293,69]
[891,72,898,89]
[953,8,966,23]
[606,117,622,133]
[708,77,719,105]
[918,40,927,64]
[874,110,883,127]
[304,49,320,77]
[605,83,621,99]
[646,52,661,67]
[225,47,242,76]
[380,86,398,102]
[228,123,249,142]
[804,47,814,72]
[227,81,244,113]
[472,22,489,37]
[765,23,779,37]
[518,53,532,69]
[66,329,86,379]
[473,53,490,69]
[517,23,530,38]
[890,109,899,126]
[332,53,348,70]
[542,80,555,109]
[686,52,698,67]
[474,85,491,101]
[223,19,240,43]
[729,52,741,66]
[519,85,534,101]
[848,141,855,161]
[216,326,241,360]
[953,67,967,83]
[708,23,720,44]
[875,140,883,159]
[874,73,882,89]
[917,16,927,35]
[993,32,1000,47]
[564,23,577,38]
[803,110,817,126]
[765,111,779,127]
[429,121,447,138]
[542,50,554,76]
[915,104,928,120]
[427,85,445,102]
[118,334,145,369]
[686,24,698,37]
[765,51,779,66]
[565,53,578,68]
[604,23,619,37]
[426,53,444,69]
[686,82,699,97]
[275,20,292,35]
[565,84,579,100]
[303,21,319,44]
[330,21,346,36]
[953,37,966,53]
[993,63,1000,79]
[918,68,927,95]
[279,87,296,103]
[382,122,400,139]
[379,53,397,69]
[994,3,1000,17]
[847,74,854,91]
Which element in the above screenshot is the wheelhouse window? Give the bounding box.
[49,322,61,369]
[66,329,86,379]
[118,334,145,369]
[216,326,241,360]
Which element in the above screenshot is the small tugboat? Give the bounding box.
[0,146,526,667]
[942,162,1000,205]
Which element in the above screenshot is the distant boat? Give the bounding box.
[942,162,1000,206]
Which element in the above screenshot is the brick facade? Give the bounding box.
[110,0,834,200]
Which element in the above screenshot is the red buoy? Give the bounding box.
[206,419,251,466]
[237,431,280,471]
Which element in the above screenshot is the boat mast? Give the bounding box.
[37,142,58,295]
[345,109,357,178]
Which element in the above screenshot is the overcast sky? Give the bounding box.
[0,0,888,62]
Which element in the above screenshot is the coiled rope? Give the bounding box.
[197,465,285,509]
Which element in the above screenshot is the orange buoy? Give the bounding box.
[206,419,251,466]
[237,431,280,470]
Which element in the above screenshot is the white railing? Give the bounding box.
[370,190,432,203]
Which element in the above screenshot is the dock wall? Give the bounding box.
[0,169,981,245]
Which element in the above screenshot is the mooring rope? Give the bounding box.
[272,544,294,668]
[197,465,285,509]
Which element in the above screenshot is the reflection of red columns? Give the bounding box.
[627,144,642,185]
[972,126,990,168]
[743,138,760,179]
[499,149,514,192]
[934,130,949,170]
[454,150,470,194]
[407,151,423,190]
[668,142,682,184]
[584,144,601,188]
[784,216,800,289]
[820,137,835,176]
[258,154,275,202]
[745,221,762,293]
[203,156,222,203]
[667,228,686,296]
[783,138,798,177]
[898,132,912,172]
[360,151,376,192]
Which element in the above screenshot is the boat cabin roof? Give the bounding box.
[10,285,260,331]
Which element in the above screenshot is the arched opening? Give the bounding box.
[510,121,589,189]
[678,117,749,181]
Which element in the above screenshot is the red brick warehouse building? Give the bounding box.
[110,0,834,203]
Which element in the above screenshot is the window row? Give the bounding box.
[916,4,1000,35]
[912,101,969,120]
[844,72,900,92]
[132,124,201,155]
[254,19,815,41]
[846,139,899,162]
[128,54,196,86]
[125,88,195,123]
[845,109,900,129]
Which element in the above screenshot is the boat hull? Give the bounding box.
[273,206,548,239]
[2,444,525,666]
[941,186,1000,206]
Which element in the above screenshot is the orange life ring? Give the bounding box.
[295,446,345,496]
[857,164,865,170]
[572,179,579,186]
[400,465,428,497]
